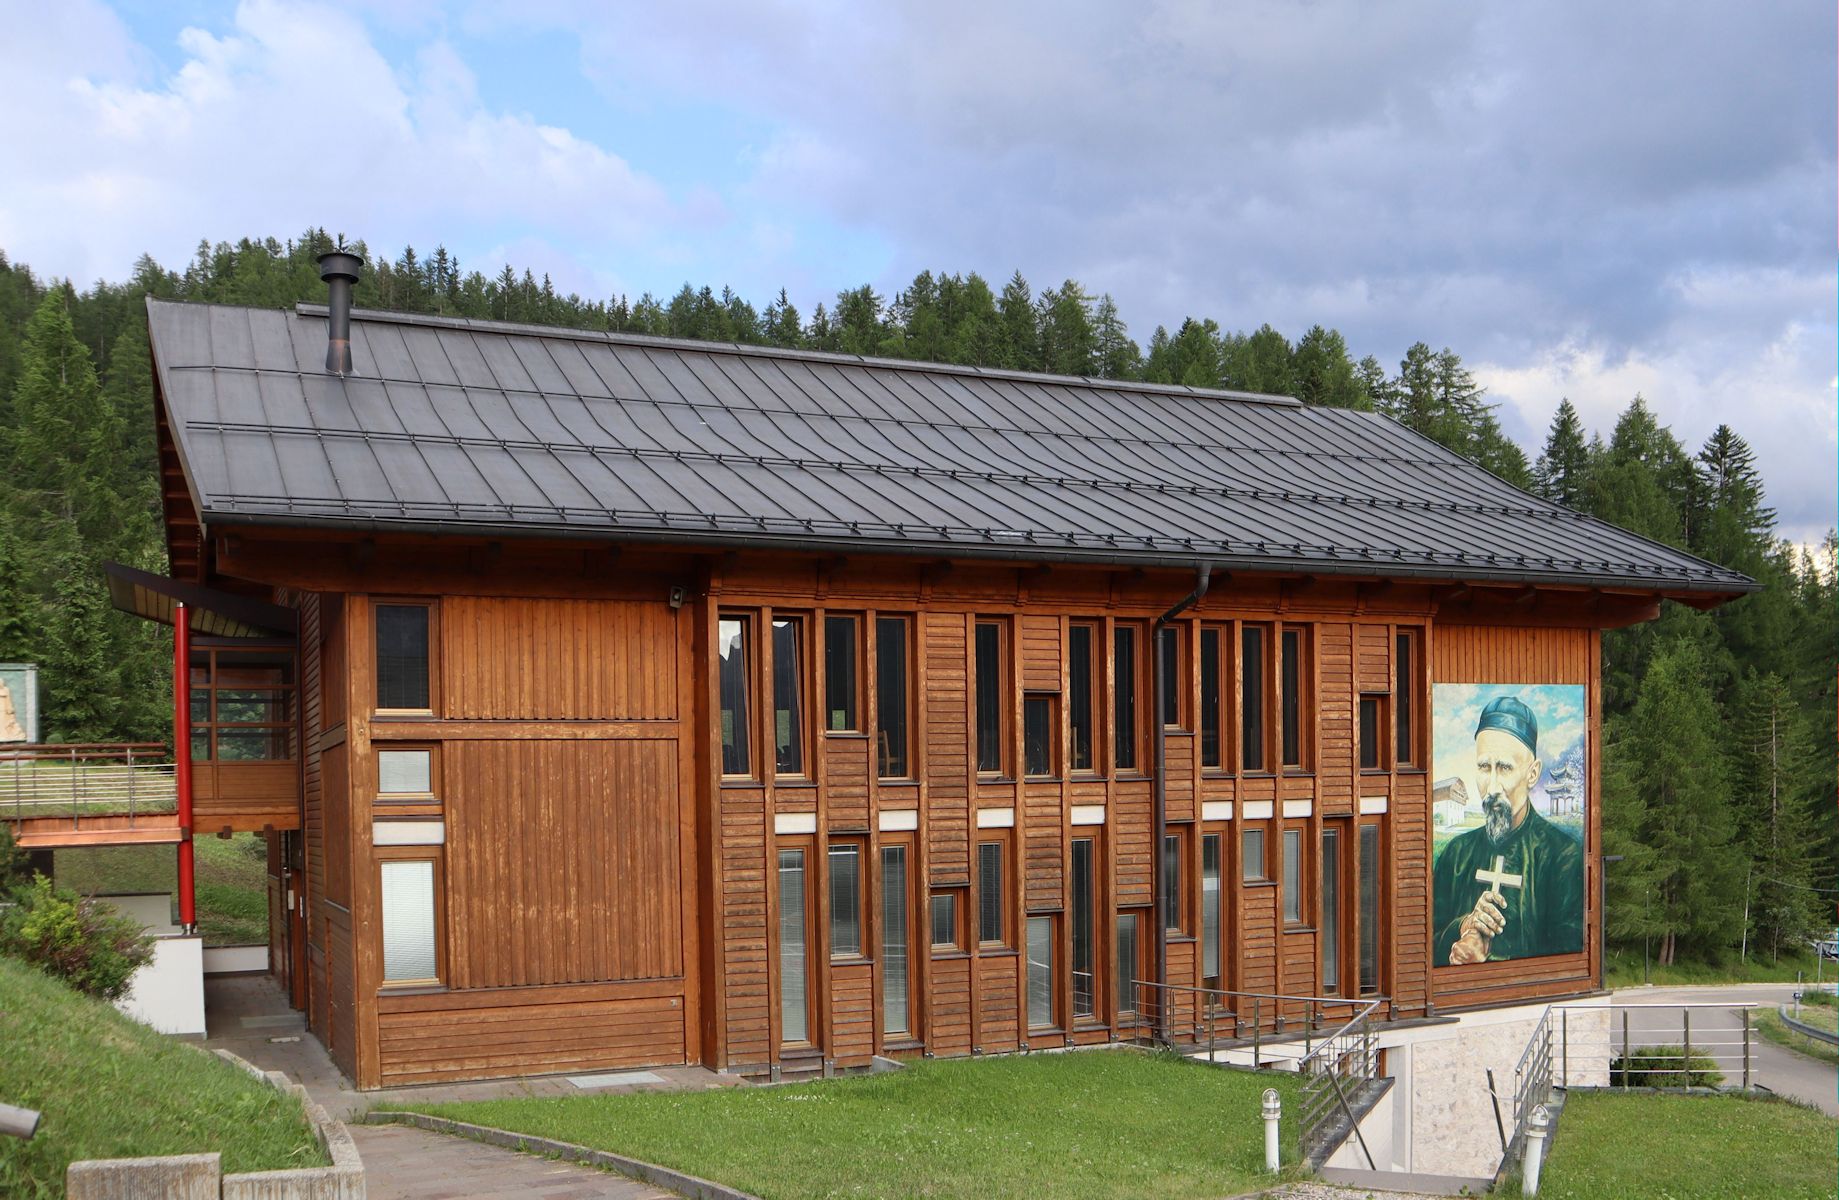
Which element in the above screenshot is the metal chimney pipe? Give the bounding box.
[317,249,363,375]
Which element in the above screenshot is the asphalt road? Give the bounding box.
[1610,983,1838,1115]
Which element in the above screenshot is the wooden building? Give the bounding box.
[124,260,1751,1090]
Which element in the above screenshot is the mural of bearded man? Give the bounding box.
[1431,694,1585,965]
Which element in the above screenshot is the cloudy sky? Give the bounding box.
[4,1,1832,542]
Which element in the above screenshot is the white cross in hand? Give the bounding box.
[1475,854,1523,894]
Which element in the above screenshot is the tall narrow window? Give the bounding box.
[876,617,910,778]
[1201,834,1222,988]
[1280,628,1304,769]
[977,841,1007,945]
[825,616,859,731]
[773,616,805,775]
[1359,825,1381,996]
[881,844,911,1035]
[718,617,752,776]
[778,849,810,1043]
[1116,912,1141,1016]
[975,621,1004,774]
[1322,827,1342,994]
[1159,625,1182,727]
[1069,624,1097,773]
[1283,828,1304,924]
[1071,838,1097,1020]
[1162,831,1185,933]
[1243,826,1268,882]
[1023,695,1056,777]
[1395,630,1417,767]
[1027,915,1055,1028]
[1359,695,1384,771]
[376,604,430,711]
[1114,626,1138,771]
[829,843,862,957]
[380,859,438,983]
[1200,628,1223,768]
[930,892,960,950]
[1241,626,1265,771]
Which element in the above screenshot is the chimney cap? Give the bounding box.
[317,249,363,284]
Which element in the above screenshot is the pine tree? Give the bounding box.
[1225,324,1294,396]
[1729,673,1825,960]
[1532,399,1590,508]
[1090,294,1140,380]
[763,289,803,349]
[1035,280,1096,377]
[996,272,1039,371]
[1291,326,1368,409]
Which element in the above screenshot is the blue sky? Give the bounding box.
[4,1,1834,544]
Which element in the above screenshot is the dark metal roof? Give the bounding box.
[144,297,1755,596]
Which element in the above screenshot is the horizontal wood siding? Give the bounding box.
[445,739,682,989]
[1318,623,1355,817]
[826,736,870,831]
[1356,624,1390,693]
[377,989,686,1085]
[978,955,1019,1052]
[831,963,874,1067]
[1113,780,1153,907]
[924,613,971,886]
[722,786,770,1067]
[929,956,972,1056]
[1020,616,1061,692]
[1392,771,1429,1013]
[1023,782,1063,912]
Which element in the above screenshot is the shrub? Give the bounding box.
[0,874,155,1000]
[0,824,30,891]
[1609,1044,1725,1088]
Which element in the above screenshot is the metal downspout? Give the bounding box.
[1153,563,1212,1043]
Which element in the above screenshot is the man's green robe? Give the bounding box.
[1432,809,1584,963]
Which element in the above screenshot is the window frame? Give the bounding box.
[374,600,437,715]
[1026,913,1058,1031]
[1240,623,1269,774]
[717,613,756,780]
[1068,621,1102,775]
[1242,823,1270,883]
[376,847,445,989]
[1395,628,1422,769]
[1022,692,1059,779]
[1115,909,1145,1019]
[1280,624,1311,772]
[976,835,1011,949]
[375,744,441,813]
[1158,623,1186,730]
[775,838,817,1048]
[1070,834,1100,1023]
[875,615,915,780]
[1199,625,1229,771]
[828,838,866,960]
[1282,823,1308,927]
[824,613,863,733]
[974,618,1010,777]
[771,613,810,779]
[879,834,918,1042]
[929,889,965,952]
[1359,692,1390,773]
[1358,819,1385,997]
[1113,623,1143,773]
[1321,823,1346,996]
[1161,827,1189,935]
[1200,829,1224,990]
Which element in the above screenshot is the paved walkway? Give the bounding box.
[1611,982,1839,1115]
[203,975,737,1196]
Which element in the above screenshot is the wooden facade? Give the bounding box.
[215,533,1625,1088]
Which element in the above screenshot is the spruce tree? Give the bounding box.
[1090,294,1140,380]
[1729,673,1824,960]
[1532,399,1590,508]
[1292,326,1368,409]
[1035,280,1097,377]
[996,272,1039,371]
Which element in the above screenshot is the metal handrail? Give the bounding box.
[3,744,177,830]
[1295,998,1384,1169]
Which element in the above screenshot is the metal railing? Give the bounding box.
[1296,999,1384,1169]
[2,744,176,828]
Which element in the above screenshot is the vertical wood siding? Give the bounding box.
[442,597,679,719]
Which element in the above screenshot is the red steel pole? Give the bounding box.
[174,601,196,932]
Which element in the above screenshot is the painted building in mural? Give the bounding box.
[0,664,37,743]
[93,268,1753,1094]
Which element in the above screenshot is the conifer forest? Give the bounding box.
[0,230,1830,969]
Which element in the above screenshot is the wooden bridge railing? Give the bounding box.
[1,743,177,828]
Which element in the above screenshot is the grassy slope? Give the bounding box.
[54,834,268,946]
[389,1050,1303,1200]
[0,956,324,1197]
[1757,1010,1839,1067]
[1538,1092,1838,1200]
[1605,946,1831,989]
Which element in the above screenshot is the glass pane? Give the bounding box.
[1281,629,1302,767]
[978,842,1005,944]
[214,689,288,723]
[1359,825,1380,995]
[1395,633,1413,764]
[1322,829,1341,993]
[190,731,212,762]
[1200,629,1221,767]
[1069,625,1094,772]
[718,618,751,775]
[829,844,861,956]
[1359,696,1381,770]
[1162,833,1182,932]
[1071,840,1095,1019]
[215,727,290,761]
[381,860,437,982]
[189,691,211,724]
[1202,835,1221,983]
[378,749,432,794]
[881,845,909,1034]
[876,618,909,778]
[1023,696,1053,777]
[975,623,1002,773]
[1116,913,1139,1015]
[778,849,808,1043]
[1241,627,1264,771]
[930,892,957,948]
[1159,626,1179,727]
[1283,829,1303,923]
[825,617,858,731]
[1114,627,1137,770]
[773,617,804,775]
[1027,916,1054,1028]
[376,605,430,710]
[1243,827,1267,882]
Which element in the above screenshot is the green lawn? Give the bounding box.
[384,1050,1303,1199]
[0,955,324,1197]
[1757,1009,1839,1067]
[54,834,268,946]
[1605,946,1832,989]
[1537,1091,1838,1200]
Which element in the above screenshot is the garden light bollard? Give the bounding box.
[1521,1104,1551,1197]
[1261,1087,1281,1173]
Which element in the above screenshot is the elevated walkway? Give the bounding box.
[2,743,182,848]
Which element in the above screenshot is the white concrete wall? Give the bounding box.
[115,934,205,1036]
[203,945,268,975]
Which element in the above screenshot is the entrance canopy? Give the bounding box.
[103,562,296,640]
